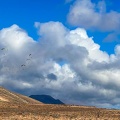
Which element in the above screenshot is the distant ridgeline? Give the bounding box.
[29,95,64,105]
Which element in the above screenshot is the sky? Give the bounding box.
[0,0,120,109]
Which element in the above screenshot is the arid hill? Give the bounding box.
[0,86,120,120]
[0,86,42,104]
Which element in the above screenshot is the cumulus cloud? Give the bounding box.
[67,0,120,32]
[1,22,120,108]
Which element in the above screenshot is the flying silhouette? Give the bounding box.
[21,64,26,67]
[25,53,32,65]
[20,53,33,70]
[1,48,5,50]
[0,47,8,61]
[1,47,8,51]
[20,64,26,70]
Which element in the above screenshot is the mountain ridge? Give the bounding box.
[29,94,64,104]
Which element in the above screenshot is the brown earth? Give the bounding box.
[0,87,120,120]
[0,86,42,104]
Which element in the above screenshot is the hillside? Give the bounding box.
[0,86,120,120]
[30,95,64,104]
[0,86,42,104]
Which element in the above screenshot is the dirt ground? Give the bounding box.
[0,102,120,120]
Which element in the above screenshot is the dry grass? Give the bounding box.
[0,87,42,104]
[0,103,120,120]
[1,86,120,120]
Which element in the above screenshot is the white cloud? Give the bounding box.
[0,24,35,50]
[1,22,120,108]
[67,0,120,32]
[35,21,68,47]
[66,28,109,62]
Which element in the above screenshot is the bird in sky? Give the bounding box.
[21,64,26,67]
[1,48,5,50]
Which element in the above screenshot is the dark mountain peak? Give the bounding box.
[29,95,64,105]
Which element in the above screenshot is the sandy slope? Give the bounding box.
[0,86,42,104]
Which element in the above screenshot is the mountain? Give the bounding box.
[29,95,64,104]
[0,86,42,104]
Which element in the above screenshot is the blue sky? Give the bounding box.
[1,0,120,109]
[0,0,68,39]
[0,0,120,54]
